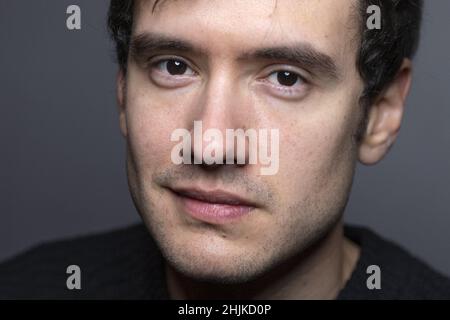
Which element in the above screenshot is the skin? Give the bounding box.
[116,0,413,299]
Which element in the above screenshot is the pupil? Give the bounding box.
[277,71,298,86]
[167,60,187,75]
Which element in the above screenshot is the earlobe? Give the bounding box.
[358,59,413,165]
[116,70,128,138]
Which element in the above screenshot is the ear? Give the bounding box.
[358,59,413,165]
[117,69,128,138]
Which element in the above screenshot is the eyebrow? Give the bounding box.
[129,32,340,80]
[130,32,205,63]
[239,45,340,81]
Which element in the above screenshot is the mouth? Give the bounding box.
[168,187,257,224]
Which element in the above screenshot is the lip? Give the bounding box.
[169,187,257,224]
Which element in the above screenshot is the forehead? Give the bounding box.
[133,0,360,66]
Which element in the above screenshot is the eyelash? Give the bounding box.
[264,70,308,95]
[148,57,197,85]
[154,59,194,72]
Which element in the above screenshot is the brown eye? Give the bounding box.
[276,71,300,87]
[263,69,309,99]
[153,58,195,76]
[166,59,187,75]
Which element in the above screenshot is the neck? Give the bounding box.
[165,221,360,299]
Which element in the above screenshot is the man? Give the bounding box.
[1,0,449,299]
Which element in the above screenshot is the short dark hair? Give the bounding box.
[108,0,423,142]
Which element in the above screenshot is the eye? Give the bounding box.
[152,58,196,77]
[260,68,311,100]
[267,70,304,87]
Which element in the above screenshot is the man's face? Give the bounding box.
[120,0,364,283]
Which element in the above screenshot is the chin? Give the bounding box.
[169,260,265,285]
[161,241,271,285]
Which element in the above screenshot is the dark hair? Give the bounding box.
[108,0,423,142]
[355,0,423,140]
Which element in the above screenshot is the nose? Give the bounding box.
[188,71,251,167]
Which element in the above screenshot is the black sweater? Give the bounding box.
[0,224,449,299]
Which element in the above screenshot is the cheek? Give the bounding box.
[124,67,202,171]
[125,89,177,172]
[275,101,358,207]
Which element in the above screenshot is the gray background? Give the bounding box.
[1,1,449,276]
